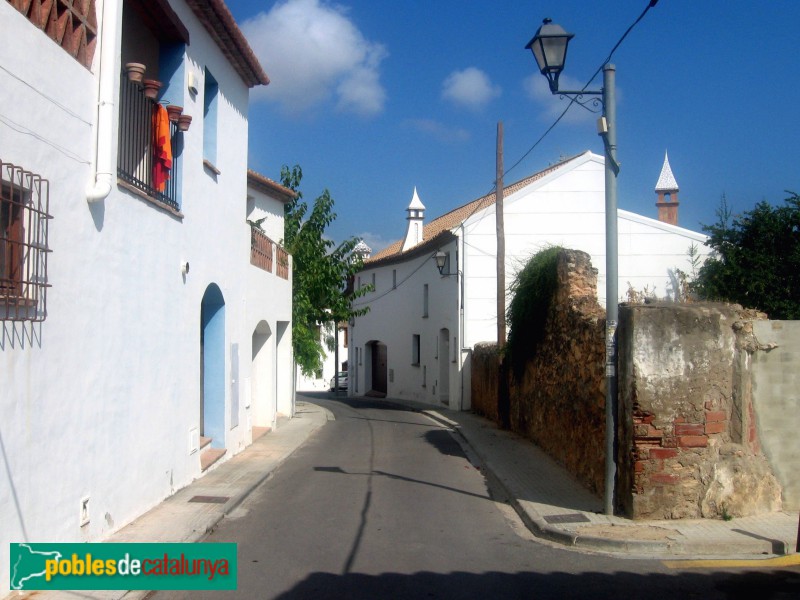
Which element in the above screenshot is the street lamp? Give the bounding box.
[524,18,574,94]
[527,18,619,516]
[434,250,449,275]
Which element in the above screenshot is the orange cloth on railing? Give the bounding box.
[152,104,172,192]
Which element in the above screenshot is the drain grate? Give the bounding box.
[188,495,230,504]
[544,513,591,525]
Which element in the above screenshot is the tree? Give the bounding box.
[694,193,800,319]
[280,165,370,376]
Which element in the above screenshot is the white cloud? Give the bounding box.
[441,67,501,110]
[242,0,387,117]
[405,118,471,143]
[522,73,600,125]
[356,231,394,253]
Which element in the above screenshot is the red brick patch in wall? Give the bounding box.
[678,435,708,448]
[674,422,704,436]
[649,448,679,460]
[705,410,727,423]
[705,421,726,434]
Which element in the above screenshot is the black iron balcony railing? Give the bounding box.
[117,73,180,210]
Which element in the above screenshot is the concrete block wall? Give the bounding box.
[751,320,800,509]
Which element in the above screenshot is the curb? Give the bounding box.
[415,407,784,557]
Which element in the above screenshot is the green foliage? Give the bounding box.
[506,246,562,380]
[280,165,371,377]
[694,193,800,319]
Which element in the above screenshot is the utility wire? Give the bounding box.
[0,64,93,126]
[0,114,91,164]
[354,1,660,308]
[502,0,660,185]
[351,250,437,308]
[456,0,660,237]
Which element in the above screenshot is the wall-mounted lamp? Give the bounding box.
[434,250,461,278]
[181,261,190,275]
[187,72,198,95]
[434,250,449,275]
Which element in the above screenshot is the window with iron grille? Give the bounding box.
[1,160,51,321]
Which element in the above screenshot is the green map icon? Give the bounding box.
[10,543,63,590]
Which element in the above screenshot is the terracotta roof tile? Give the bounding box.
[247,169,296,203]
[368,153,586,263]
[186,0,269,87]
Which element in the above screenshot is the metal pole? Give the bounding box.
[603,63,618,516]
[334,322,340,394]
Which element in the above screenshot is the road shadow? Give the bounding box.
[271,568,800,600]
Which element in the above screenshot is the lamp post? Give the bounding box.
[527,18,619,516]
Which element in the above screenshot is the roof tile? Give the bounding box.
[368,152,586,263]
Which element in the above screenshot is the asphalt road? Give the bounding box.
[152,395,800,599]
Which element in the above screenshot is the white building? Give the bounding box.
[1,0,292,592]
[348,151,709,410]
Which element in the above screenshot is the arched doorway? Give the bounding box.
[201,284,225,448]
[251,320,274,431]
[366,340,387,397]
[439,328,450,405]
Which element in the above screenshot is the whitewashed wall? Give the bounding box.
[462,153,710,347]
[349,239,462,408]
[0,1,285,593]
[245,185,293,430]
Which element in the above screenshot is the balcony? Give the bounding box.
[117,72,181,211]
[251,226,289,280]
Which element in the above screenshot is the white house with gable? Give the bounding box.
[348,151,709,410]
[0,0,292,592]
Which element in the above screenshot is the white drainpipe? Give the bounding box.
[86,0,119,203]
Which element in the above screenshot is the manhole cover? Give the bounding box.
[188,495,230,504]
[544,513,591,524]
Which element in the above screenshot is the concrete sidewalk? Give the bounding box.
[394,397,800,559]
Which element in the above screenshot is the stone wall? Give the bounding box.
[617,303,783,519]
[470,249,607,495]
[471,248,792,519]
[471,343,500,423]
[510,250,607,495]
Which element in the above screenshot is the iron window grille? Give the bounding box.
[1,160,51,321]
[117,72,180,210]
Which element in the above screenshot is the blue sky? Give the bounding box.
[227,0,800,253]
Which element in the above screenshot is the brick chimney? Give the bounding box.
[655,151,679,226]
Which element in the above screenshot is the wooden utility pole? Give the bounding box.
[496,122,509,429]
[496,122,506,345]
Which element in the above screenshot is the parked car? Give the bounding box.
[329,371,348,391]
